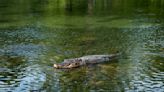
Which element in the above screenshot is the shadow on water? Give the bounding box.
[0,0,164,92]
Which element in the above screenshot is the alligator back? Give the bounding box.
[80,54,119,64]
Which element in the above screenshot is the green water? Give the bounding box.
[0,0,164,92]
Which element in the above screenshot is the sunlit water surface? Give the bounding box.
[0,0,164,92]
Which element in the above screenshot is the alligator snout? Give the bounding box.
[53,64,60,68]
[53,62,80,69]
[54,58,83,69]
[53,63,70,69]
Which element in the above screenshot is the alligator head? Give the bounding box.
[53,58,83,69]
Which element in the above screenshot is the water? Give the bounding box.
[0,0,164,92]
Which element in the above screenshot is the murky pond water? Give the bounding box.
[0,0,164,92]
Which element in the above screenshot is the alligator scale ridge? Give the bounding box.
[54,53,120,69]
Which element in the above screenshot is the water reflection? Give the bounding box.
[0,0,164,28]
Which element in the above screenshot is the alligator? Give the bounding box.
[54,53,120,69]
